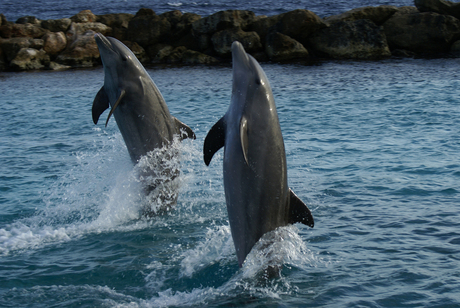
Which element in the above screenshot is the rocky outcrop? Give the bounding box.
[414,0,460,19]
[383,9,460,54]
[2,5,460,71]
[309,19,391,59]
[325,5,399,25]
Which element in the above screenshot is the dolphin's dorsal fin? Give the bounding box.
[203,117,226,166]
[105,89,126,127]
[92,87,110,124]
[288,188,314,228]
[240,116,249,165]
[172,117,196,140]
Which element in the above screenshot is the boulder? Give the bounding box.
[41,18,72,32]
[96,13,134,40]
[0,45,6,70]
[309,19,391,59]
[265,32,309,61]
[211,28,262,56]
[169,12,201,46]
[153,45,218,64]
[70,10,97,23]
[150,44,175,62]
[0,37,43,61]
[9,47,50,71]
[55,30,100,67]
[0,14,7,26]
[248,15,281,44]
[383,11,460,53]
[325,5,399,25]
[181,49,219,64]
[123,40,149,63]
[48,61,71,70]
[0,23,48,38]
[192,10,256,34]
[274,9,326,46]
[126,9,170,47]
[16,16,41,25]
[43,31,67,55]
[415,0,460,19]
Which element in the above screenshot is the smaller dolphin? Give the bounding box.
[203,41,314,267]
[92,33,195,213]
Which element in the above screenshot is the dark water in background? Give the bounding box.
[0,0,414,21]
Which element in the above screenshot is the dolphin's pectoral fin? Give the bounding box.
[240,116,249,165]
[288,188,314,228]
[203,117,226,166]
[92,87,110,125]
[172,117,196,140]
[105,89,126,127]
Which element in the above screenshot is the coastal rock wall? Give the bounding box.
[1,3,460,71]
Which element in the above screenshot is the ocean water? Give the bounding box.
[1,57,460,307]
[0,0,414,21]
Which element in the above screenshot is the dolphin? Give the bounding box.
[203,41,314,267]
[92,33,195,213]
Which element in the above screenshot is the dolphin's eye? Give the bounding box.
[121,56,128,62]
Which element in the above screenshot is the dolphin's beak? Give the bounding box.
[231,41,249,68]
[94,33,113,53]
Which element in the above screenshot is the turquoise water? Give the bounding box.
[1,59,460,307]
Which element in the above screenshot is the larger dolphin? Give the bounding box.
[92,33,195,213]
[203,41,314,267]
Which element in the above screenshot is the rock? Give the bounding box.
[450,39,460,56]
[9,47,50,71]
[16,16,41,25]
[0,37,41,61]
[161,10,183,26]
[150,44,175,62]
[96,13,134,40]
[0,14,7,26]
[70,10,97,23]
[43,31,67,56]
[170,12,201,46]
[309,19,391,59]
[211,28,262,56]
[192,10,256,34]
[274,9,326,46]
[153,45,218,64]
[0,45,6,70]
[123,40,149,63]
[55,30,100,67]
[126,10,170,47]
[265,32,309,61]
[41,18,72,32]
[325,5,399,25]
[181,49,219,64]
[0,23,48,38]
[383,11,460,54]
[248,15,281,44]
[48,61,71,70]
[415,0,460,19]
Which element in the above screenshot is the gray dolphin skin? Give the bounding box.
[92,33,195,164]
[203,41,314,267]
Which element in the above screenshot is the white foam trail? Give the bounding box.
[0,132,196,256]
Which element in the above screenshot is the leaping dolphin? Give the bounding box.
[203,41,314,268]
[92,33,195,214]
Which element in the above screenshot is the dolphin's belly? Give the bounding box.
[223,129,289,265]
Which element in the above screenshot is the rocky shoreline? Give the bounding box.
[2,0,460,71]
